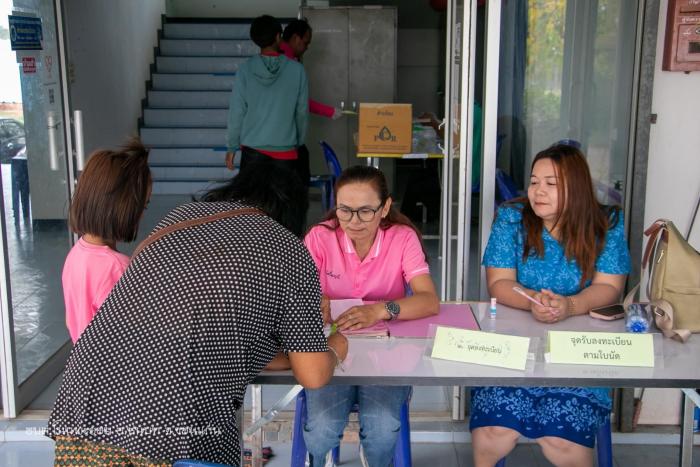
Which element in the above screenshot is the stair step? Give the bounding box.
[148,148,236,166]
[144,108,227,127]
[151,166,232,180]
[142,19,266,193]
[147,90,230,108]
[141,127,226,147]
[152,179,232,196]
[163,23,252,40]
[152,73,235,91]
[160,39,257,57]
[156,56,246,74]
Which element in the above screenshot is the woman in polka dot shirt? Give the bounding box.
[47,161,348,466]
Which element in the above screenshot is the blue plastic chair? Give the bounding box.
[290,389,412,467]
[471,134,508,197]
[308,141,342,212]
[495,168,520,204]
[173,460,233,467]
[555,138,582,149]
[494,418,613,467]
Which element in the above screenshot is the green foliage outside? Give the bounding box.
[524,0,565,127]
[589,0,619,146]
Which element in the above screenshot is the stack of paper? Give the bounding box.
[329,301,479,338]
[330,299,389,337]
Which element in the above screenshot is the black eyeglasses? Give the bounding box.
[335,204,384,222]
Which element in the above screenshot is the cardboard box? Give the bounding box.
[358,103,412,154]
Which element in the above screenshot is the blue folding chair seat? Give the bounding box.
[173,460,233,467]
[495,417,612,467]
[290,389,412,467]
[309,141,342,213]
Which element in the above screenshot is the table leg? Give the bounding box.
[251,384,263,467]
[451,386,466,420]
[236,404,244,467]
[679,389,696,467]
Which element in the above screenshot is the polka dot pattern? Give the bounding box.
[47,201,328,465]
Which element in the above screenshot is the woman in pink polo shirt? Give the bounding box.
[303,165,440,467]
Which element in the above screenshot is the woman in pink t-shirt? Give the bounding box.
[303,165,440,467]
[62,138,151,343]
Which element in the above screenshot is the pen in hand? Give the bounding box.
[512,286,545,307]
[513,286,560,319]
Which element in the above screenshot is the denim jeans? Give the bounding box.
[303,384,411,467]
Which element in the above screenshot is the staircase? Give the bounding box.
[139,19,258,195]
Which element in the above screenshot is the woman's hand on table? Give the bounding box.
[335,303,387,331]
[530,289,569,323]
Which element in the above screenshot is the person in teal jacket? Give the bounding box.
[226,15,309,188]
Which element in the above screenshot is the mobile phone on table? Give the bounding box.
[589,304,625,320]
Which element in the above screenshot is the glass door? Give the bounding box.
[438,0,484,302]
[0,0,73,417]
[435,0,476,421]
[491,0,640,236]
[468,0,641,299]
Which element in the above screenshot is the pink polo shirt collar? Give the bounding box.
[340,226,385,260]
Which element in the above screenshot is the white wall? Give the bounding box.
[165,0,300,18]
[64,0,166,154]
[636,0,700,426]
[644,0,700,250]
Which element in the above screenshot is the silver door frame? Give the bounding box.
[477,0,502,300]
[439,0,500,302]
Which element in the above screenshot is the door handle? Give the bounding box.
[74,110,85,171]
[47,111,61,171]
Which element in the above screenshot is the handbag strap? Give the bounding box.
[642,220,666,269]
[650,297,691,343]
[131,207,264,259]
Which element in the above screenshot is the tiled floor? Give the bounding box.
[1,163,72,383]
[2,439,700,466]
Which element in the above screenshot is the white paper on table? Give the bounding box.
[330,299,364,320]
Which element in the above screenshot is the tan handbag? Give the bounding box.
[625,218,700,342]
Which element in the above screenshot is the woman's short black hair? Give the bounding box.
[250,15,282,48]
[200,160,308,237]
[282,19,312,42]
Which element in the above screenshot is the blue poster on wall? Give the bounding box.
[8,15,43,51]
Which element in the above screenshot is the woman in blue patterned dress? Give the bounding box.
[470,144,631,467]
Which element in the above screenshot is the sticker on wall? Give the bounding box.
[8,15,43,51]
[44,55,53,76]
[22,56,36,73]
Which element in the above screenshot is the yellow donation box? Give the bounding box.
[358,103,412,154]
